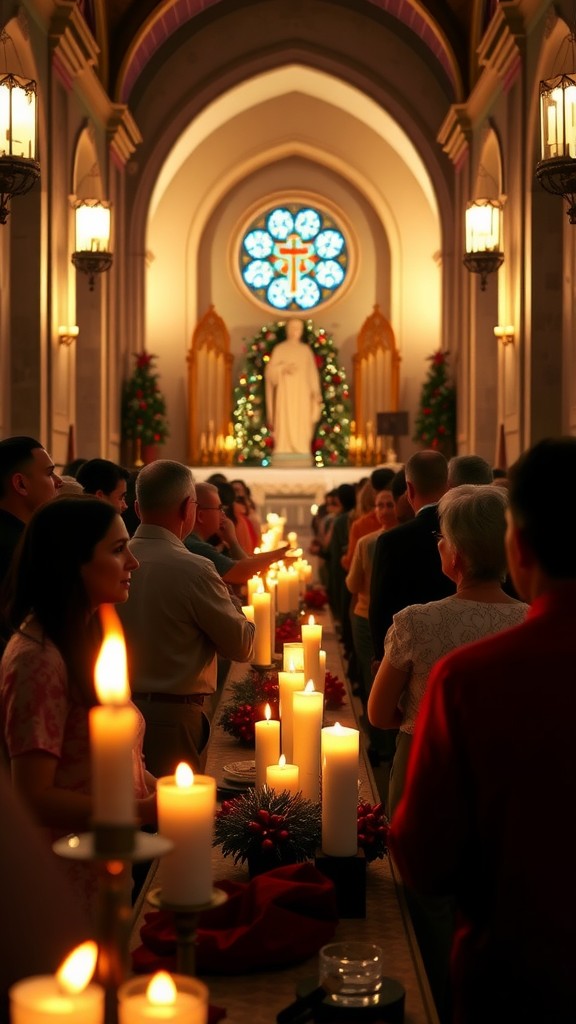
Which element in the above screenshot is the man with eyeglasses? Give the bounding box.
[184,481,288,586]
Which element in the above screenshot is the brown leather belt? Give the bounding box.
[135,692,206,706]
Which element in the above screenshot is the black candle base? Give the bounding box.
[294,976,405,1023]
[314,848,366,918]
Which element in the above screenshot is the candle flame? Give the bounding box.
[94,605,129,705]
[304,680,315,693]
[175,762,194,787]
[288,659,295,673]
[264,703,271,721]
[146,971,177,1006]
[308,614,315,626]
[278,754,286,768]
[56,941,98,994]
[333,721,344,733]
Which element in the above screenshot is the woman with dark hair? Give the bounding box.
[0,496,156,914]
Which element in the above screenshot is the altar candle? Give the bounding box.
[118,972,208,1024]
[255,703,281,789]
[301,614,322,692]
[321,723,360,856]
[288,568,300,611]
[266,754,299,797]
[266,576,277,652]
[10,942,104,1024]
[282,642,304,671]
[241,605,254,622]
[287,531,298,549]
[252,590,272,665]
[278,663,306,761]
[247,575,263,607]
[90,606,138,825]
[157,764,216,906]
[318,649,327,695]
[292,682,323,802]
[277,568,291,613]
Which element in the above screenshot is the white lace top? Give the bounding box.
[384,596,529,734]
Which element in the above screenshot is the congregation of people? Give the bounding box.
[0,434,574,1023]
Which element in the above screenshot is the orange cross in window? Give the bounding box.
[275,233,314,295]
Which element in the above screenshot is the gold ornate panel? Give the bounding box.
[187,306,233,463]
[353,305,400,437]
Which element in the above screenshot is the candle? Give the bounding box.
[287,531,298,549]
[321,723,360,856]
[255,703,281,789]
[301,614,322,692]
[241,605,254,622]
[266,576,277,652]
[282,642,304,671]
[10,942,104,1024]
[157,764,216,906]
[118,972,208,1024]
[90,606,138,825]
[318,649,327,695]
[292,682,323,802]
[252,590,272,665]
[266,754,299,797]
[278,664,305,761]
[247,575,263,607]
[288,569,300,611]
[276,568,291,613]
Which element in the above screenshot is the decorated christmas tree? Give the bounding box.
[413,350,456,452]
[121,352,169,447]
[232,320,351,466]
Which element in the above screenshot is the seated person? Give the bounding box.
[77,458,129,513]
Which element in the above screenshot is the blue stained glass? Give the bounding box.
[315,229,344,258]
[267,278,291,309]
[267,209,294,240]
[296,277,321,308]
[244,230,274,259]
[243,260,275,288]
[316,260,345,288]
[294,208,321,239]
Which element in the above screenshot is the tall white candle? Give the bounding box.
[90,607,137,825]
[321,723,359,857]
[278,664,306,762]
[255,703,280,789]
[266,577,277,652]
[266,754,299,797]
[277,569,291,613]
[282,642,304,671]
[301,614,322,692]
[157,765,216,906]
[318,649,327,695]
[10,942,104,1024]
[288,569,300,611]
[247,575,263,607]
[292,682,323,802]
[252,590,272,665]
[118,972,208,1024]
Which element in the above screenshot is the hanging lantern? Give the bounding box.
[463,199,504,291]
[71,199,113,290]
[0,32,40,224]
[536,71,576,223]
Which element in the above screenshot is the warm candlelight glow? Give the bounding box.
[308,614,315,626]
[278,754,286,768]
[289,659,295,673]
[95,605,129,704]
[264,703,271,721]
[175,762,194,787]
[56,942,98,994]
[304,680,315,693]
[146,972,177,1006]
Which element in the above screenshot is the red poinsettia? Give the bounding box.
[324,672,346,709]
[357,800,389,862]
[303,586,328,610]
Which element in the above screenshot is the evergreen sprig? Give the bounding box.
[122,352,169,445]
[232,320,351,466]
[214,787,321,865]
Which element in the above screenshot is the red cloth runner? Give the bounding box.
[133,863,338,975]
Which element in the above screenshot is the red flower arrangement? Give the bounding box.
[303,586,328,610]
[357,801,389,863]
[275,615,301,647]
[219,670,280,745]
[324,672,346,709]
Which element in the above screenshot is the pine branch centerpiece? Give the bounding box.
[214,787,321,873]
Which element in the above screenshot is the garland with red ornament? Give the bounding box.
[413,350,456,453]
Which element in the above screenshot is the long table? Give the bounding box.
[131,611,439,1024]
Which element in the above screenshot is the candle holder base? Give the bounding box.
[315,848,366,918]
[147,887,228,976]
[53,830,173,862]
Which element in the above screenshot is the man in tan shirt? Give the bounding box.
[118,460,255,775]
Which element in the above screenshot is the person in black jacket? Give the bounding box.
[369,450,455,662]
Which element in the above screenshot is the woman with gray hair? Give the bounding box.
[368,484,528,815]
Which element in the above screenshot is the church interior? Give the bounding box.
[1,0,575,476]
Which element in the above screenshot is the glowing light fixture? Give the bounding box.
[493,325,515,345]
[463,199,504,290]
[0,31,40,224]
[71,198,113,289]
[536,34,576,223]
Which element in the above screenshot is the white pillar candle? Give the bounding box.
[247,575,263,607]
[277,569,291,613]
[252,590,272,665]
[157,765,216,906]
[241,605,254,622]
[288,569,300,611]
[278,665,306,762]
[303,563,313,586]
[255,703,280,789]
[292,682,323,802]
[10,943,104,1024]
[266,754,299,797]
[282,642,304,671]
[118,972,208,1024]
[90,608,137,825]
[321,723,360,857]
[287,531,298,549]
[301,614,322,692]
[266,577,277,652]
[318,649,327,695]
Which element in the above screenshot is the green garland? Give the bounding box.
[232,320,351,466]
[413,350,456,452]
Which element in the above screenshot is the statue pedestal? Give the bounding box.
[271,452,314,468]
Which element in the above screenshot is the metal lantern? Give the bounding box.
[0,44,40,223]
[463,199,504,290]
[71,199,113,290]
[536,72,576,223]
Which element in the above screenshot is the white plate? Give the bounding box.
[223,759,256,783]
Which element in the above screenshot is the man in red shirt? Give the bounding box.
[389,437,576,1024]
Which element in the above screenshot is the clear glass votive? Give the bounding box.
[118,973,208,1024]
[319,941,383,1007]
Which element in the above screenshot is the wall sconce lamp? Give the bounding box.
[71,199,113,289]
[494,325,515,345]
[58,325,79,346]
[0,31,40,224]
[463,199,504,290]
[536,30,576,222]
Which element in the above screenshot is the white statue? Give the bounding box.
[265,318,323,456]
